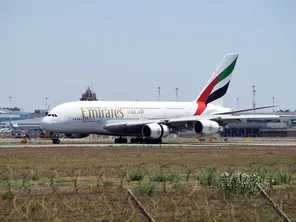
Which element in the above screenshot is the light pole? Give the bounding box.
[45,97,48,110]
[252,85,256,109]
[252,85,256,115]
[175,88,179,101]
[9,97,11,110]
[8,96,12,124]
[158,87,161,101]
[236,97,239,110]
[272,97,275,113]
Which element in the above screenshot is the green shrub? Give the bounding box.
[102,180,115,187]
[271,171,290,185]
[150,172,180,182]
[31,171,40,181]
[29,201,42,212]
[0,175,9,188]
[2,191,14,200]
[166,173,181,182]
[150,172,167,182]
[128,169,144,181]
[0,175,9,181]
[55,179,70,184]
[134,183,155,196]
[172,183,185,192]
[217,171,269,196]
[253,167,269,180]
[38,182,46,186]
[198,166,218,186]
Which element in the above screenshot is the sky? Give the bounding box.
[0,0,295,112]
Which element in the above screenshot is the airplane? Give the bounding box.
[41,53,279,144]
[0,127,13,133]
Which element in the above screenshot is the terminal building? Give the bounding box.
[0,108,29,122]
[0,108,47,136]
[221,111,296,137]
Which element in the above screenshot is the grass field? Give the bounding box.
[0,144,296,221]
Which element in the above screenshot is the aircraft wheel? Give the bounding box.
[130,138,135,144]
[52,138,60,144]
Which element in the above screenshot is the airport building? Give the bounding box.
[221,111,296,137]
[0,108,29,122]
[0,108,47,134]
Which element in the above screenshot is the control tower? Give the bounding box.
[80,87,98,101]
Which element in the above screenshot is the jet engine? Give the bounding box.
[64,133,89,139]
[193,120,220,134]
[142,123,170,139]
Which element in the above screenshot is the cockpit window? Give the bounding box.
[47,114,58,117]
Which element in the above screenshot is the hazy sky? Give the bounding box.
[0,0,295,112]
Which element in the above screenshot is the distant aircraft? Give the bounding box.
[0,127,12,133]
[41,53,278,144]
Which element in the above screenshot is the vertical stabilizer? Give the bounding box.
[194,53,239,115]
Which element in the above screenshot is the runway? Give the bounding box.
[1,141,296,148]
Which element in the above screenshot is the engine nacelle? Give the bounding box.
[64,133,89,139]
[193,120,220,134]
[142,123,170,139]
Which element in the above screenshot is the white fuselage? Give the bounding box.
[41,100,231,136]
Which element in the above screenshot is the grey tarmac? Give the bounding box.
[1,141,296,148]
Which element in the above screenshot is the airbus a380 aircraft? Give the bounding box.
[41,53,277,144]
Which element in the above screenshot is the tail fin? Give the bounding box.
[194,53,238,115]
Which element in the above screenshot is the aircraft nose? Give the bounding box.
[41,117,52,131]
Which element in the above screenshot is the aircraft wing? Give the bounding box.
[103,114,282,134]
[213,105,276,115]
[162,114,282,132]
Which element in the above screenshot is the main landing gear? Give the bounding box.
[114,137,162,144]
[114,137,128,144]
[130,137,162,144]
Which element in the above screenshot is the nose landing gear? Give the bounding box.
[52,134,60,144]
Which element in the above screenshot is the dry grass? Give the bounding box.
[0,145,296,221]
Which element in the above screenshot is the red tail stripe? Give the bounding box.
[196,74,220,103]
[194,101,207,115]
[194,74,220,115]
